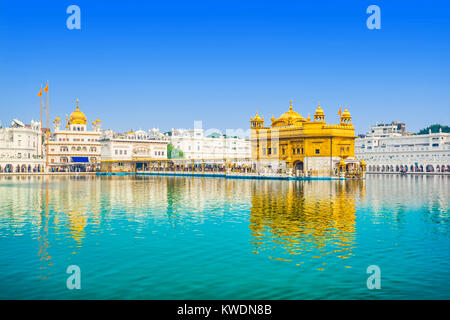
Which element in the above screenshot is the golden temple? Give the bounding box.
[250,101,359,176]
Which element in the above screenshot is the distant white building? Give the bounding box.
[100,129,168,172]
[101,129,168,161]
[356,122,450,173]
[0,119,45,173]
[361,121,406,138]
[170,128,251,161]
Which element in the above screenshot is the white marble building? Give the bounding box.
[170,128,251,161]
[99,129,168,172]
[46,99,102,172]
[0,119,45,173]
[356,122,450,173]
[100,129,168,161]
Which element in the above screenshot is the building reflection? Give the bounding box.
[2,174,447,278]
[37,180,52,279]
[249,180,365,269]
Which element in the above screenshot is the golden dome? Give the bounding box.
[342,107,351,118]
[55,116,60,121]
[314,102,326,121]
[96,118,101,123]
[68,99,87,125]
[251,111,263,122]
[272,101,305,127]
[360,159,366,166]
[314,105,324,117]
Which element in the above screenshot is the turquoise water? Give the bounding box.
[0,175,449,299]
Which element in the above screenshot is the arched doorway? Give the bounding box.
[293,161,304,173]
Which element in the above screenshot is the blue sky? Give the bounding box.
[0,0,449,135]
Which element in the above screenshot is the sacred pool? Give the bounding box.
[0,175,448,299]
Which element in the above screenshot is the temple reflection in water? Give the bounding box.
[249,180,365,268]
[0,175,448,299]
[2,174,448,275]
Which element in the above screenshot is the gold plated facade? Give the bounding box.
[250,101,357,175]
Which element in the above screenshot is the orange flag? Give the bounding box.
[37,88,42,97]
[337,105,342,116]
[43,83,49,92]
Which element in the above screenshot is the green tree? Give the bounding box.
[417,124,450,135]
[167,144,184,159]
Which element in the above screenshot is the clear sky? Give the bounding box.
[0,0,449,135]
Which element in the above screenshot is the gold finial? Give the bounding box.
[76,98,79,109]
[318,100,321,107]
[289,100,293,110]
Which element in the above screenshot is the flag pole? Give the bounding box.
[40,86,43,158]
[46,81,49,168]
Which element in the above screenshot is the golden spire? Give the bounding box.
[76,98,79,109]
[289,100,293,110]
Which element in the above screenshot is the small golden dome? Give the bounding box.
[55,116,60,121]
[314,105,324,117]
[251,111,263,122]
[126,129,135,135]
[342,108,351,118]
[68,99,87,125]
[339,159,346,166]
[96,118,101,123]
[360,159,366,166]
